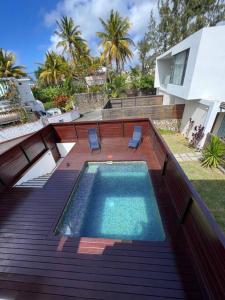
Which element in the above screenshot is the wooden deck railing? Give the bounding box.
[148,118,225,300]
[0,125,60,186]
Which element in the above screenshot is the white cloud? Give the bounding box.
[44,0,157,66]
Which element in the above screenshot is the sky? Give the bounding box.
[0,0,157,76]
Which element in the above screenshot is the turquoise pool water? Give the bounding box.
[56,161,165,241]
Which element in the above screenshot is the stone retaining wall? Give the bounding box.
[153,119,181,131]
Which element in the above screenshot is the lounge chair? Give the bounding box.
[88,128,101,151]
[128,126,142,148]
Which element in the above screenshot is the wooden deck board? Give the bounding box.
[0,137,203,299]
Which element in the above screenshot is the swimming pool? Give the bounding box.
[55,161,165,241]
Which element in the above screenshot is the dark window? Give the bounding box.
[170,49,189,85]
[218,116,225,138]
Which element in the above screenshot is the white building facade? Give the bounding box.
[154,25,225,147]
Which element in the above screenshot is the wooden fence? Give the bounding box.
[104,95,163,109]
[102,103,185,121]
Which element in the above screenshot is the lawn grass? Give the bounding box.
[161,132,195,154]
[160,131,225,231]
[179,161,225,232]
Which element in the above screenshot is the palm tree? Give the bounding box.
[38,51,69,85]
[55,16,86,63]
[97,10,134,73]
[0,48,26,78]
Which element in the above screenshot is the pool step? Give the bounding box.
[57,168,99,236]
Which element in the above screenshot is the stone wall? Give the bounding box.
[74,92,107,113]
[153,119,181,131]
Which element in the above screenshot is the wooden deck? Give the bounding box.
[0,136,203,299]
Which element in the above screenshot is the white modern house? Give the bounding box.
[154,25,225,147]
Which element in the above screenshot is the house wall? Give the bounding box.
[15,79,35,103]
[180,100,221,147]
[56,142,75,157]
[155,25,225,101]
[189,26,225,101]
[180,101,208,135]
[155,29,202,100]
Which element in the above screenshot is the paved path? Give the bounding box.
[174,152,202,162]
[76,109,102,122]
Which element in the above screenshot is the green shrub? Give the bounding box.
[32,86,64,103]
[53,95,70,109]
[139,74,154,89]
[106,74,127,98]
[44,101,54,110]
[64,101,74,112]
[67,81,87,94]
[202,135,225,168]
[89,85,103,93]
[32,81,87,104]
[159,128,175,135]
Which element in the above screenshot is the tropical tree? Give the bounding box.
[55,16,87,63]
[137,37,150,74]
[97,10,134,73]
[157,0,225,52]
[37,51,69,86]
[0,48,26,78]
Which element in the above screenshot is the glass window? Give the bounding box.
[170,49,189,85]
[218,116,225,138]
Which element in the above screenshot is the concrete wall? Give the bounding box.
[15,150,56,185]
[0,119,44,142]
[56,142,75,157]
[189,26,225,101]
[0,110,80,142]
[180,100,208,139]
[180,99,221,147]
[48,109,80,123]
[15,79,35,104]
[74,92,106,113]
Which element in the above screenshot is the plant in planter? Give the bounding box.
[202,135,225,168]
